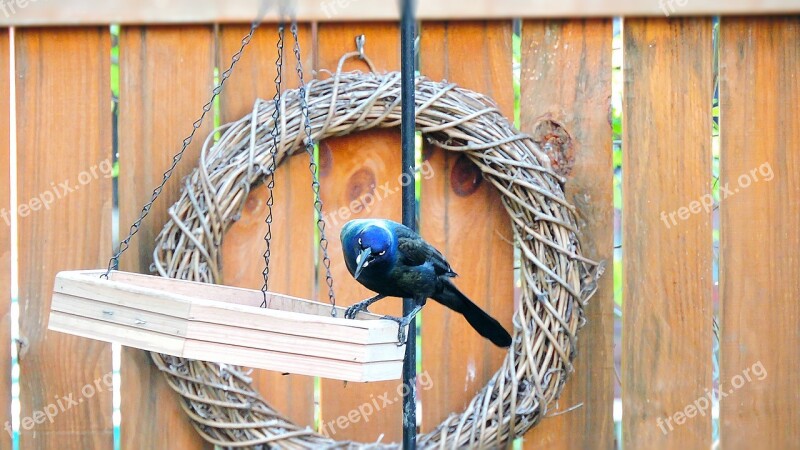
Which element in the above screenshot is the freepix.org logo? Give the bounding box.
[0,0,39,18]
[658,0,689,16]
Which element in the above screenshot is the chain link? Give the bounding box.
[102,6,338,315]
[260,25,285,306]
[290,22,337,314]
[102,20,262,279]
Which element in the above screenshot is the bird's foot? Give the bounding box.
[344,302,370,319]
[344,294,386,319]
[380,315,411,345]
[381,305,422,345]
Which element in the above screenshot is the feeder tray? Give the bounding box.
[47,29,408,387]
[48,270,406,382]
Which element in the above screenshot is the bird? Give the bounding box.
[339,218,512,347]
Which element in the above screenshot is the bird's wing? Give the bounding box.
[395,227,456,277]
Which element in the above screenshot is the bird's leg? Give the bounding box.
[344,294,386,319]
[381,303,424,345]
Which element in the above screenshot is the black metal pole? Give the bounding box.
[400,0,417,448]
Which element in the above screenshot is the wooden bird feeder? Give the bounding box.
[49,270,406,382]
[46,29,410,383]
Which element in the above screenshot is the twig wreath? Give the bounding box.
[148,63,603,448]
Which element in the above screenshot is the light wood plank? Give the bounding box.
[5,0,800,25]
[622,18,713,449]
[15,27,113,449]
[181,341,403,382]
[50,296,405,364]
[0,28,11,450]
[61,270,391,325]
[55,273,193,318]
[57,270,395,321]
[50,294,190,338]
[49,311,186,356]
[117,25,214,450]
[316,22,404,442]
[51,271,408,346]
[719,16,800,449]
[417,21,516,433]
[520,19,615,450]
[50,310,404,382]
[218,22,317,428]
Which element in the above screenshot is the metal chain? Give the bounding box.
[102,19,262,279]
[260,25,285,306]
[290,22,337,314]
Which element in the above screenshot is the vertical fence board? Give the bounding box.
[622,18,713,449]
[118,26,214,450]
[0,28,11,450]
[16,28,113,449]
[316,22,403,442]
[218,23,316,428]
[719,17,800,449]
[417,21,515,432]
[520,19,615,449]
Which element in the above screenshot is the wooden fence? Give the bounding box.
[1,10,799,450]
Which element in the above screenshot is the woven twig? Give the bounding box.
[149,70,602,448]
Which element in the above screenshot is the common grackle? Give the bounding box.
[340,218,512,347]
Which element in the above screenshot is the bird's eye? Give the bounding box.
[378,250,386,256]
[358,238,362,246]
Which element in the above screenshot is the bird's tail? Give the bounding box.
[435,282,512,347]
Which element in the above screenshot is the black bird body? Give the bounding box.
[340,219,512,347]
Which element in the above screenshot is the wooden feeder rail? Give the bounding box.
[49,270,406,382]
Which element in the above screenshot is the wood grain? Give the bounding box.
[118,26,214,450]
[417,21,515,432]
[316,22,404,442]
[218,23,317,429]
[622,18,713,449]
[719,16,800,449]
[15,28,113,449]
[6,0,800,26]
[0,28,11,450]
[50,270,408,364]
[520,19,615,450]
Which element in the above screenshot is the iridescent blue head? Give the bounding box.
[341,219,397,280]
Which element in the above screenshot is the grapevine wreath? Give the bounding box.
[146,65,603,448]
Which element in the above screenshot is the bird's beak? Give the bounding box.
[354,248,372,279]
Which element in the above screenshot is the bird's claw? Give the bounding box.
[344,302,369,320]
[397,328,406,345]
[344,294,387,319]
[380,315,410,346]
